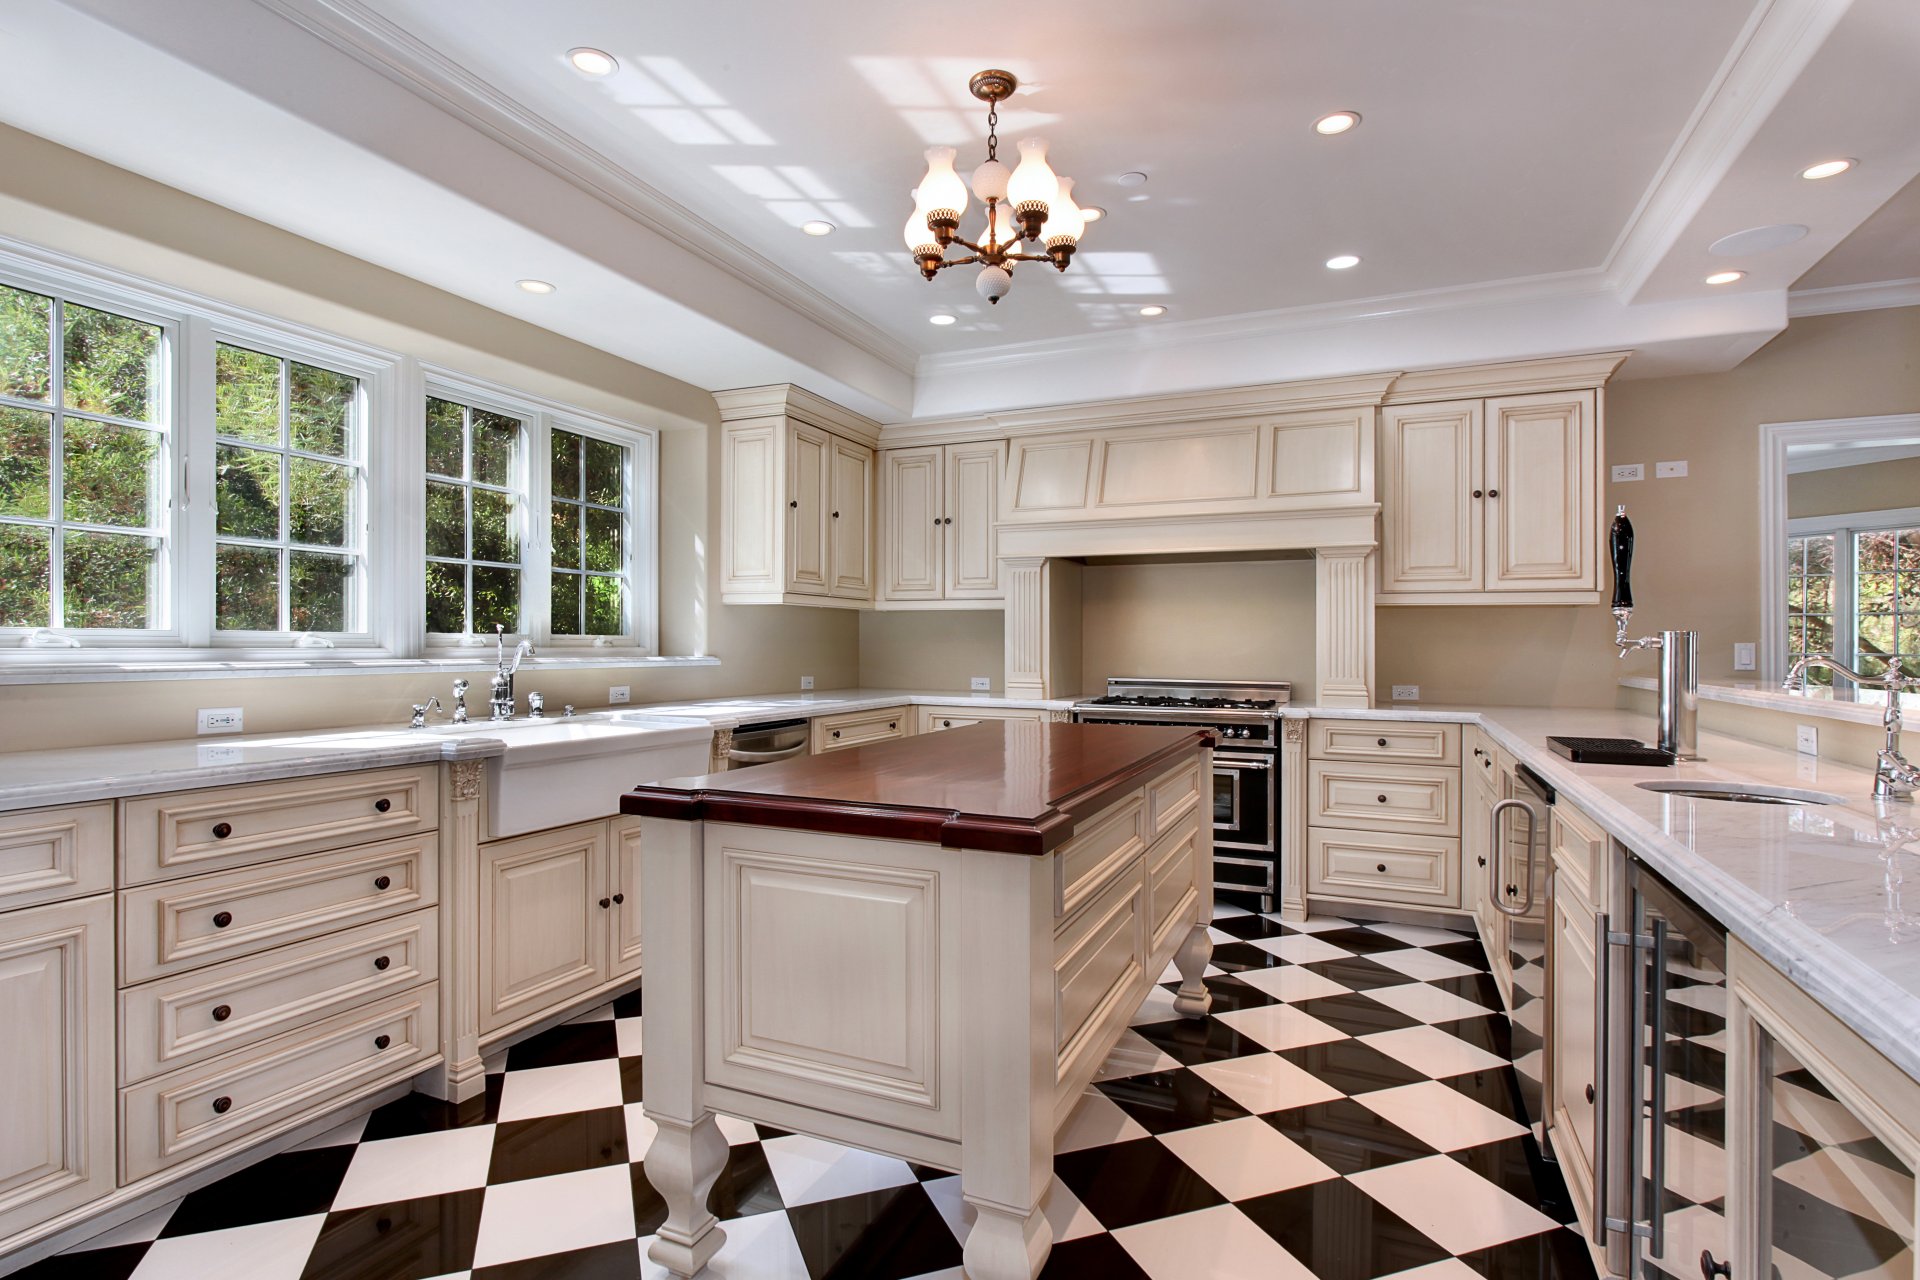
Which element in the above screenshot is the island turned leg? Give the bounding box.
[1172,917,1213,1019]
[646,1113,728,1276]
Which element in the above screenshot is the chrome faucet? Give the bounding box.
[1610,506,1701,759]
[490,624,536,721]
[409,697,443,730]
[451,679,471,725]
[1783,654,1919,801]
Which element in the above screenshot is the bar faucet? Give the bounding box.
[490,624,536,722]
[1783,654,1919,801]
[451,679,470,725]
[1610,506,1701,759]
[409,697,442,729]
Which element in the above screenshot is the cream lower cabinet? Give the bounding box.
[478,816,642,1037]
[811,705,910,754]
[918,705,1049,734]
[1547,836,1600,1221]
[1378,389,1600,604]
[878,441,1004,607]
[1305,720,1464,912]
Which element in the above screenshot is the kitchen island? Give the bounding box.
[621,720,1214,1280]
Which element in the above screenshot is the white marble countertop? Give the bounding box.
[1297,700,1920,1085]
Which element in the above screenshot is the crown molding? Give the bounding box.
[1383,352,1630,404]
[714,384,882,444]
[1786,278,1920,318]
[252,0,918,379]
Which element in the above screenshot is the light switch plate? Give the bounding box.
[1611,463,1644,482]
[1733,643,1756,671]
[970,676,991,691]
[608,685,630,704]
[1391,685,1420,701]
[800,675,814,690]
[1656,460,1689,478]
[1796,724,1819,756]
[197,707,243,735]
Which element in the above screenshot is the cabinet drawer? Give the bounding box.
[1054,792,1146,920]
[1054,858,1145,1082]
[121,833,438,983]
[1309,828,1460,907]
[811,706,908,753]
[1309,761,1460,833]
[121,907,439,1083]
[918,706,1045,733]
[121,766,438,885]
[1146,816,1202,952]
[1311,720,1461,766]
[1550,802,1606,909]
[121,984,438,1183]
[1144,759,1204,838]
[0,801,111,912]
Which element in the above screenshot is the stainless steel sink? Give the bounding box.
[1635,780,1842,807]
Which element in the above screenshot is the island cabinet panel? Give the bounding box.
[1053,794,1146,920]
[0,895,115,1242]
[1146,819,1202,951]
[703,833,960,1140]
[0,803,111,913]
[1052,861,1147,1088]
[478,825,608,1035]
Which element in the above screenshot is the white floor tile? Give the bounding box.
[470,1164,636,1267]
[1349,1155,1559,1253]
[760,1133,917,1207]
[332,1125,497,1210]
[1215,1003,1349,1051]
[1158,1116,1339,1199]
[616,1015,645,1058]
[1232,964,1352,1005]
[1355,1081,1527,1152]
[1380,1259,1486,1280]
[1369,922,1473,948]
[1212,902,1253,919]
[716,1113,761,1145]
[70,1200,179,1251]
[1360,1025,1508,1079]
[1113,1203,1319,1280]
[1158,958,1223,983]
[1777,1146,1912,1235]
[1054,1088,1151,1152]
[1362,981,1497,1025]
[566,1003,615,1024]
[1190,1053,1344,1114]
[130,1215,326,1280]
[1369,947,1482,982]
[640,1208,811,1280]
[1130,985,1184,1026]
[1092,1028,1182,1082]
[495,1058,625,1122]
[920,1173,1104,1246]
[290,1112,367,1151]
[1282,915,1356,934]
[1251,934,1355,965]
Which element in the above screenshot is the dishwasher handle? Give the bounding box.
[1490,799,1538,917]
[726,742,809,765]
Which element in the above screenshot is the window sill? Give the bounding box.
[0,653,721,685]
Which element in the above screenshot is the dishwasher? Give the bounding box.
[724,718,810,769]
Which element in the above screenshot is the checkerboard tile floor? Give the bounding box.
[19,909,1598,1280]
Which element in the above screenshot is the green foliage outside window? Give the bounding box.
[424,396,523,635]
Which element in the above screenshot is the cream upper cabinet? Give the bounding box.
[877,441,1004,608]
[1379,389,1601,604]
[717,385,880,610]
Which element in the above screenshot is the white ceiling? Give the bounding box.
[0,0,1915,419]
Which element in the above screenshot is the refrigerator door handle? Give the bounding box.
[1593,909,1613,1247]
[1539,868,1558,1157]
[1645,916,1671,1259]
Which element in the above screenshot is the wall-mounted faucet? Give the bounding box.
[451,679,470,725]
[491,624,536,721]
[1611,506,1701,760]
[1783,654,1918,802]
[409,697,443,730]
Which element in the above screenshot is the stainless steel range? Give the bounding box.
[1072,677,1288,911]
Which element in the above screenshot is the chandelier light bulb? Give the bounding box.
[982,200,1019,249]
[976,264,1013,304]
[1047,176,1086,248]
[1006,138,1060,230]
[903,204,939,255]
[970,158,1011,203]
[917,146,969,226]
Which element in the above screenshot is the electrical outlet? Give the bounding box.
[1733,642,1756,671]
[800,675,814,690]
[1391,684,1420,701]
[1656,460,1689,478]
[1611,463,1644,482]
[1796,724,1819,756]
[197,707,243,735]
[970,676,991,691]
[608,685,630,704]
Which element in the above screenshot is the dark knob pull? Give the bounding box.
[211,1004,232,1022]
[933,517,941,525]
[1477,856,1488,867]
[1472,489,1483,499]
[1585,1084,1596,1104]
[1377,794,1388,803]
[788,500,797,509]
[599,897,612,909]
[374,875,391,891]
[832,510,840,518]
[212,1096,232,1114]
[832,730,841,738]
[942,719,953,728]
[1487,488,1499,498]
[212,911,233,929]
[374,798,391,813]
[1376,863,1388,873]
[211,822,232,840]
[374,1034,391,1051]
[1506,884,1520,896]
[1701,1252,1732,1280]
[888,722,897,730]
[1377,738,1388,747]
[612,893,624,905]
[373,955,391,971]
[944,517,952,524]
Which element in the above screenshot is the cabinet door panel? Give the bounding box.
[828,436,873,600]
[608,817,644,980]
[881,448,942,600]
[1379,401,1484,592]
[1485,391,1594,591]
[1548,896,1598,1211]
[785,424,830,596]
[945,442,1003,598]
[479,824,608,1035]
[721,423,781,595]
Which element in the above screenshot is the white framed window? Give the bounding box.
[1787,508,1920,683]
[423,392,529,638]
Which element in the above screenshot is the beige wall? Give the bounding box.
[857,610,1004,692]
[0,125,857,749]
[1378,305,1920,707]
[1788,455,1920,519]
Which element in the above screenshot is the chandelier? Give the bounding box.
[902,69,1088,305]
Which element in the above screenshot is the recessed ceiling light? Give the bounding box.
[1080,206,1106,223]
[1704,270,1745,285]
[1799,158,1853,180]
[516,278,556,294]
[1314,111,1361,135]
[1138,305,1167,317]
[567,47,618,76]
[929,313,957,326]
[801,220,835,237]
[1325,254,1361,270]
[1117,171,1149,187]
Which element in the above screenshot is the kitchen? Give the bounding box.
[0,3,1917,1280]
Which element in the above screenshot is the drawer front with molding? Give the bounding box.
[811,706,909,753]
[1550,802,1607,909]
[121,833,438,984]
[0,802,112,912]
[1053,793,1146,920]
[120,767,438,885]
[917,706,1046,734]
[120,984,438,1183]
[1309,828,1460,907]
[1144,759,1204,838]
[1309,761,1459,833]
[120,908,439,1083]
[1311,720,1461,766]
[1053,859,1146,1085]
[1146,818,1202,951]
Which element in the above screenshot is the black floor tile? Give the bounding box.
[784,1181,963,1280]
[1428,939,1494,970]
[1131,1012,1276,1066]
[1313,927,1427,956]
[1037,1230,1153,1278]
[505,1020,620,1071]
[160,1144,356,1237]
[1300,955,1424,993]
[631,1159,668,1238]
[1262,1097,1441,1172]
[611,987,644,1020]
[488,1107,630,1183]
[1772,1173,1911,1278]
[1424,970,1508,1012]
[1208,940,1290,972]
[1052,1136,1227,1229]
[1240,1176,1452,1280]
[1456,1225,1595,1280]
[1198,973,1280,1012]
[1292,992,1424,1036]
[1210,914,1290,941]
[1450,1136,1577,1222]
[362,1082,500,1140]
[1437,1013,1515,1060]
[707,1142,784,1221]
[1096,1068,1254,1134]
[620,1054,645,1105]
[1440,1065,1528,1121]
[473,1239,642,1280]
[1275,1037,1435,1095]
[7,1243,150,1280]
[300,1187,486,1280]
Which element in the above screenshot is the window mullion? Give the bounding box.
[175,314,217,647]
[525,413,552,645]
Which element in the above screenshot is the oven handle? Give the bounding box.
[1214,757,1271,770]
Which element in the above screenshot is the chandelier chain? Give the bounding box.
[985,99,999,162]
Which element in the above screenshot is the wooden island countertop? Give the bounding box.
[620,720,1214,855]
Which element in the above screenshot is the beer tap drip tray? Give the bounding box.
[1547,736,1676,766]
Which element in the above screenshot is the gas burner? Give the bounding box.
[1085,694,1279,711]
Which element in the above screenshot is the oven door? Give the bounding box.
[1212,751,1275,852]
